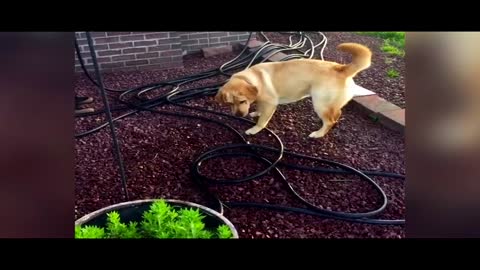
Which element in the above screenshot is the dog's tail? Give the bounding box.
[335,43,372,77]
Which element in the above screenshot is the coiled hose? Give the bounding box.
[75,31,405,225]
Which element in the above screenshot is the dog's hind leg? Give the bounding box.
[309,106,342,138]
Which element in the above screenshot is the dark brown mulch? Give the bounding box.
[75,38,405,238]
[259,32,406,109]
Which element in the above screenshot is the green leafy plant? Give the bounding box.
[387,68,399,78]
[75,225,105,238]
[75,199,234,239]
[356,32,405,57]
[381,42,405,57]
[217,224,233,239]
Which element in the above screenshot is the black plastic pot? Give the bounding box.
[75,199,239,239]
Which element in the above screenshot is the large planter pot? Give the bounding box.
[75,199,239,239]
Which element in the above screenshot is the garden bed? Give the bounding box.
[75,33,405,238]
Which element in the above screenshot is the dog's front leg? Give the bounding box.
[248,111,261,117]
[245,103,276,135]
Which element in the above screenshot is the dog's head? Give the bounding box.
[214,77,258,117]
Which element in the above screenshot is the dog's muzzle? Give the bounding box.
[234,111,246,117]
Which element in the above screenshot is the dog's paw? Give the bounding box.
[249,111,261,117]
[308,131,326,138]
[245,126,263,135]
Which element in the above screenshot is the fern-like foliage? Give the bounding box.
[75,200,235,239]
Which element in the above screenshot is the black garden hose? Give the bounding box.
[76,31,405,226]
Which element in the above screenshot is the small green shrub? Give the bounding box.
[75,199,234,239]
[387,68,400,78]
[381,39,405,57]
[356,32,405,57]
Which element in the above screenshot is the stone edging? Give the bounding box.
[244,39,405,134]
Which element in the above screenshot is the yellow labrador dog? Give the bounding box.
[215,43,372,138]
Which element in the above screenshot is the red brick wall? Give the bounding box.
[179,32,251,53]
[74,31,252,73]
[74,32,183,73]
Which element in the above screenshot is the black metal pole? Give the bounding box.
[85,32,129,201]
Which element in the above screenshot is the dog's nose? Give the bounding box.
[235,111,244,117]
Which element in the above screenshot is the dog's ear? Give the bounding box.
[215,90,234,104]
[214,91,224,104]
[243,84,258,102]
[234,74,258,102]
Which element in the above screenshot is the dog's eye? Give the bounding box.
[240,100,247,104]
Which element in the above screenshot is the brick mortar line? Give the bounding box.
[245,40,405,133]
